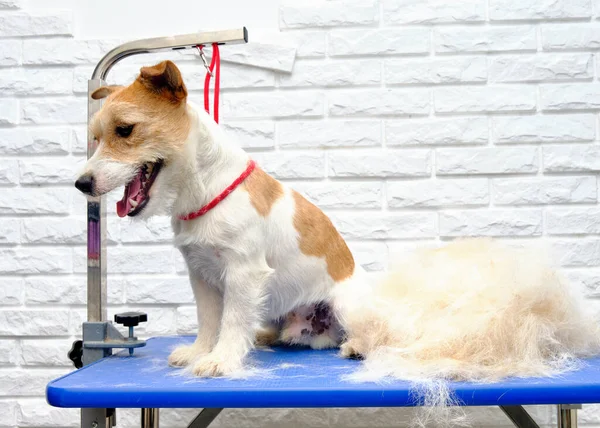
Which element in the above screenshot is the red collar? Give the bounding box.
[179,160,256,221]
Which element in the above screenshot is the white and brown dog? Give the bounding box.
[75,60,367,377]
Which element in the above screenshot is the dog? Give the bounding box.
[75,60,600,387]
[75,60,365,376]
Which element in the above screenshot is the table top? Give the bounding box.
[46,336,600,409]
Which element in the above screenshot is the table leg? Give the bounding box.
[141,409,159,428]
[499,405,540,428]
[188,408,224,428]
[558,405,581,428]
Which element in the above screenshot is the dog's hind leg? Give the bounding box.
[168,275,223,367]
[255,320,281,347]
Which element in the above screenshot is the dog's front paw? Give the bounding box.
[190,354,241,377]
[168,344,206,367]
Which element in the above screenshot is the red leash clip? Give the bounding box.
[196,43,221,124]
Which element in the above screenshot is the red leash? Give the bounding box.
[198,43,221,124]
[179,45,255,221]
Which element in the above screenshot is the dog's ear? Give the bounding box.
[90,85,123,100]
[138,60,187,102]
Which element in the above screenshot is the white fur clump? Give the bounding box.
[340,238,600,426]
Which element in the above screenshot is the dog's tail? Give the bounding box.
[335,238,600,426]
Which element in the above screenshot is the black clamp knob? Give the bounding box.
[68,339,83,369]
[114,311,148,327]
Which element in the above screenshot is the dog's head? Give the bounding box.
[75,60,191,218]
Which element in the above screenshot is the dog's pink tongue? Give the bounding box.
[116,175,142,217]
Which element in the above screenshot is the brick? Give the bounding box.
[176,306,197,334]
[386,117,488,146]
[493,114,595,144]
[280,59,380,87]
[19,158,82,184]
[435,26,536,53]
[347,242,388,271]
[493,176,596,205]
[21,339,73,366]
[328,150,431,177]
[220,43,296,73]
[0,67,71,95]
[0,310,69,335]
[0,0,22,8]
[21,97,86,124]
[70,126,87,154]
[0,39,21,66]
[435,86,536,113]
[385,57,487,85]
[0,99,17,126]
[108,247,175,274]
[552,240,600,267]
[489,54,593,83]
[286,31,326,58]
[383,0,485,24]
[328,212,437,239]
[436,147,538,175]
[329,89,430,116]
[125,276,192,304]
[280,1,377,29]
[0,218,18,244]
[543,24,600,50]
[544,145,600,172]
[0,279,21,305]
[541,84,600,111]
[24,277,85,304]
[387,179,489,208]
[293,181,382,208]
[221,92,323,119]
[439,209,542,237]
[17,398,78,427]
[252,152,325,178]
[0,188,70,215]
[120,216,172,244]
[329,28,429,57]
[0,127,70,155]
[0,400,16,426]
[0,10,72,37]
[0,340,17,365]
[23,38,117,65]
[490,0,591,20]
[0,248,72,274]
[547,207,600,235]
[0,159,17,184]
[279,120,380,149]
[0,369,68,396]
[562,269,600,297]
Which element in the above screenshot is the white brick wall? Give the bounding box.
[1,0,600,427]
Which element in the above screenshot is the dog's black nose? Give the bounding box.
[75,175,94,195]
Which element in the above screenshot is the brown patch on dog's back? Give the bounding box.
[292,191,355,282]
[243,167,284,216]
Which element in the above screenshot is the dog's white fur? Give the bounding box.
[78,61,600,395]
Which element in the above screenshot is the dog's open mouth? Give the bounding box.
[116,161,163,218]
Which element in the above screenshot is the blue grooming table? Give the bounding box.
[46,336,600,427]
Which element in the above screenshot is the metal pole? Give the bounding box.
[557,405,581,428]
[141,409,159,428]
[499,406,541,428]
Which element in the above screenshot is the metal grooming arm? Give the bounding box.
[81,28,248,428]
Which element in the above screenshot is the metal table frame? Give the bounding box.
[80,29,581,428]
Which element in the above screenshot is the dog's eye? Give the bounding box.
[116,125,134,138]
